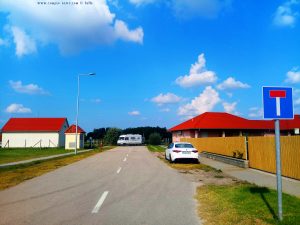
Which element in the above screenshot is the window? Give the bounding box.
[131,137,136,140]
[125,137,129,140]
[175,143,194,148]
[168,143,174,149]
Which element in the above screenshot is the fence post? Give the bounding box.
[244,136,249,160]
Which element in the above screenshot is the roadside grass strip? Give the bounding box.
[0,148,68,164]
[155,152,221,172]
[0,146,115,190]
[147,145,166,152]
[196,184,300,225]
[168,161,221,172]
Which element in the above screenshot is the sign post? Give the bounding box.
[263,87,294,221]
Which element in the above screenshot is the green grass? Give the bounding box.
[0,148,72,164]
[147,145,166,152]
[196,184,300,225]
[0,146,115,190]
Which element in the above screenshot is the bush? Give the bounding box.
[103,128,122,145]
[148,132,161,145]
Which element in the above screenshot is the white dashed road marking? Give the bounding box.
[92,191,109,214]
[117,167,122,174]
[123,157,127,162]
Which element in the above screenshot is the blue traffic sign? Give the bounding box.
[263,87,294,119]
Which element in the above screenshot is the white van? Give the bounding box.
[117,134,143,145]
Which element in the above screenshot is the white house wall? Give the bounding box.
[2,132,60,148]
[58,121,69,147]
[65,133,85,149]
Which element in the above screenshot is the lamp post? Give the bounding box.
[75,72,96,154]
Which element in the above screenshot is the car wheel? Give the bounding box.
[169,154,174,163]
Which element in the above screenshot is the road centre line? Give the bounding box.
[92,191,109,214]
[123,157,127,162]
[117,167,122,174]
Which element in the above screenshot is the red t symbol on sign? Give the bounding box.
[269,90,286,116]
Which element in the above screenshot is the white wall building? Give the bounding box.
[1,118,69,148]
[65,124,86,149]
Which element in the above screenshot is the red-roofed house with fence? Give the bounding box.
[65,124,86,150]
[169,112,300,142]
[1,118,69,148]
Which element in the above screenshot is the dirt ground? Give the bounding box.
[153,152,241,186]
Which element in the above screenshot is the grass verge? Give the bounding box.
[147,145,166,152]
[0,148,71,164]
[152,150,221,172]
[0,146,114,190]
[196,184,300,225]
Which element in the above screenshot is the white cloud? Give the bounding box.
[172,0,232,19]
[0,37,8,46]
[11,26,36,57]
[273,0,299,27]
[178,86,220,117]
[248,107,263,118]
[151,92,182,105]
[5,103,32,113]
[9,80,48,95]
[129,0,158,6]
[295,98,300,105]
[114,20,143,44]
[285,68,300,83]
[0,0,143,55]
[160,108,170,112]
[128,0,231,19]
[222,101,237,114]
[128,110,141,116]
[217,77,250,90]
[91,98,101,104]
[175,53,217,88]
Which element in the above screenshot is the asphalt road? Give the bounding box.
[0,146,200,225]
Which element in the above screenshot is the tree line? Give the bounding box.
[86,126,172,145]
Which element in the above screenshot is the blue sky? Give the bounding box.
[1,0,300,132]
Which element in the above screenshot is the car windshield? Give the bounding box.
[118,137,124,140]
[175,143,194,148]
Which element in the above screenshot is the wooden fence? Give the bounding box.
[181,136,300,180]
[181,137,247,159]
[248,136,300,180]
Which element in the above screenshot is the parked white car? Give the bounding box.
[165,142,199,163]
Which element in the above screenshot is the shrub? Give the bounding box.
[103,128,122,145]
[148,132,161,145]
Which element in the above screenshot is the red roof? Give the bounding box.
[169,112,300,131]
[2,118,68,132]
[65,124,85,134]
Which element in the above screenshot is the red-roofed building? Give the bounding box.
[65,125,86,149]
[1,118,69,148]
[169,112,300,142]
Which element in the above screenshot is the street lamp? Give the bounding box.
[75,72,96,154]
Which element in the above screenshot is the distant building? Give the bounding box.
[169,112,300,142]
[65,124,86,150]
[1,118,69,148]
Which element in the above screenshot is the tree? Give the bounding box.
[122,126,171,141]
[148,132,161,145]
[103,128,122,145]
[86,128,107,140]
